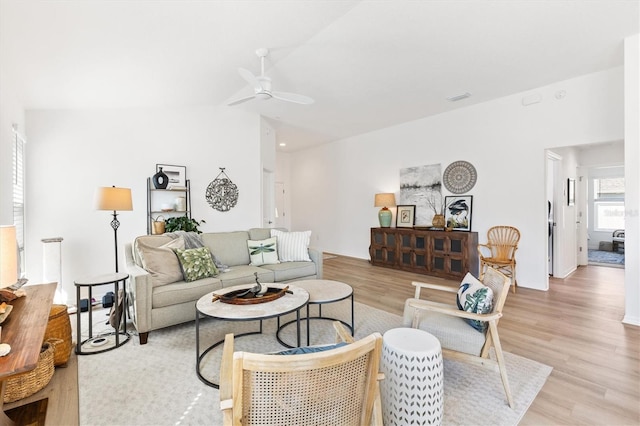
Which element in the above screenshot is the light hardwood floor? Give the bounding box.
[323,254,639,426]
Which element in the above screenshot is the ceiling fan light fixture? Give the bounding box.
[227,47,314,107]
[446,92,472,102]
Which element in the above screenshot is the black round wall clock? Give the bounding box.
[443,160,477,194]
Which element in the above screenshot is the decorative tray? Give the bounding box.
[212,286,290,305]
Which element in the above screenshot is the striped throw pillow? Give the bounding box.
[271,229,311,262]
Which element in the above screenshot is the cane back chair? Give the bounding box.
[219,322,384,425]
[477,225,520,293]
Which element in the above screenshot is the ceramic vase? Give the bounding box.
[152,167,169,189]
[175,196,186,211]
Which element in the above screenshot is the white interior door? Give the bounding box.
[262,169,275,228]
[275,182,285,228]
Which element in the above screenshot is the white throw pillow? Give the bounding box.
[247,237,280,266]
[271,229,311,262]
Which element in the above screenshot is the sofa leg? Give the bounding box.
[139,332,149,345]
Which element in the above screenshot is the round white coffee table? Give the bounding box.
[277,279,354,347]
[195,283,309,388]
[380,328,444,425]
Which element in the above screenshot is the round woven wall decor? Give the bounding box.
[206,168,239,212]
[443,160,477,194]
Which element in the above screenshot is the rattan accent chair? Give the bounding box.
[477,225,520,293]
[219,322,384,425]
[403,267,514,408]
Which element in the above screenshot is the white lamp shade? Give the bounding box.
[0,225,17,289]
[374,193,396,208]
[95,187,133,211]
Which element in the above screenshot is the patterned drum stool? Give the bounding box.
[380,327,444,425]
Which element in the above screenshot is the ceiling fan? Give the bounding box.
[227,48,314,106]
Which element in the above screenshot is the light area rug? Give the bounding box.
[78,301,551,426]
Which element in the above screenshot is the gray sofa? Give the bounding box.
[124,228,322,344]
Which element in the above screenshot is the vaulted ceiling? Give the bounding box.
[1,0,638,151]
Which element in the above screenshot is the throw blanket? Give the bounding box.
[165,231,229,272]
[165,230,203,249]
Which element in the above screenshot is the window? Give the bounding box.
[12,127,25,276]
[593,177,624,231]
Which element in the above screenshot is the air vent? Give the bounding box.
[446,92,471,102]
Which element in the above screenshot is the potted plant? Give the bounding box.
[164,216,206,234]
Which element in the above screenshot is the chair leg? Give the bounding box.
[510,264,517,293]
[489,320,514,409]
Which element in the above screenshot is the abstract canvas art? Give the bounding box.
[399,164,442,226]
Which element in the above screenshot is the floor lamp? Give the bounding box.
[95,186,133,273]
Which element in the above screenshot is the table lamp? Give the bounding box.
[374,193,396,228]
[95,186,133,273]
[0,225,17,289]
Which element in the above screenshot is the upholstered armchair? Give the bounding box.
[403,267,514,408]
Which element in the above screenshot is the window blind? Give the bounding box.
[12,127,25,275]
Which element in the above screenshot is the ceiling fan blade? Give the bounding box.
[271,91,315,105]
[238,67,262,92]
[227,94,256,106]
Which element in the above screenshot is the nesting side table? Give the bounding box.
[380,327,444,426]
[74,272,130,355]
[276,279,354,347]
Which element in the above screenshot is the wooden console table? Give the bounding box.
[0,283,56,425]
[370,228,479,280]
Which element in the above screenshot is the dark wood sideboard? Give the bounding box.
[0,283,59,425]
[370,227,479,280]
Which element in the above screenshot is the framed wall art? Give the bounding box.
[444,195,473,231]
[567,178,575,206]
[396,205,416,228]
[156,164,187,189]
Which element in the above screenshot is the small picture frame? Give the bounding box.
[567,178,575,206]
[444,196,473,231]
[396,205,416,228]
[156,164,187,188]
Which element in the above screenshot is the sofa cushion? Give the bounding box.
[152,276,222,308]
[201,231,250,267]
[248,228,273,241]
[403,298,486,356]
[248,237,280,266]
[136,238,185,287]
[271,229,311,262]
[456,272,494,332]
[259,261,317,282]
[218,265,274,287]
[174,247,219,282]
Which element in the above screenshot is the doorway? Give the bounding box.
[546,151,561,278]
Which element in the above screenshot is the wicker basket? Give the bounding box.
[3,341,55,403]
[43,304,72,367]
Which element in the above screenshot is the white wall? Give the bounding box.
[24,106,262,304]
[288,68,626,292]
